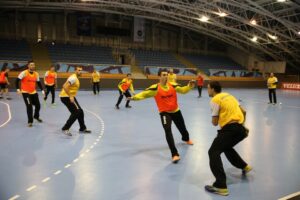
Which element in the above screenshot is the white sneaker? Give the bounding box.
[63,129,72,136]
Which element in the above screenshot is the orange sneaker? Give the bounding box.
[172,155,180,163]
[185,140,194,145]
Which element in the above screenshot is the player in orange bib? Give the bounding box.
[16,61,45,127]
[128,69,195,163]
[44,65,57,106]
[0,64,11,100]
[115,73,135,109]
[197,72,204,97]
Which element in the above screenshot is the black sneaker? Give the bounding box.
[34,118,43,123]
[204,185,229,196]
[6,97,12,100]
[115,105,120,109]
[79,129,91,134]
[125,105,132,108]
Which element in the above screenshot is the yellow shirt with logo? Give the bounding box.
[210,92,244,128]
[168,73,177,84]
[59,74,80,97]
[92,71,100,82]
[267,77,278,89]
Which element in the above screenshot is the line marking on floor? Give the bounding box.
[41,177,51,183]
[0,101,12,128]
[26,185,37,192]
[7,108,105,200]
[278,191,300,200]
[8,195,20,200]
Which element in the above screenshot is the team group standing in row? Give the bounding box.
[0,60,280,196]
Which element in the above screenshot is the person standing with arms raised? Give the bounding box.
[128,69,195,163]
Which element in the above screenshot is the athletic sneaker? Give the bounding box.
[79,129,91,134]
[185,140,194,145]
[115,105,120,109]
[125,105,132,108]
[28,123,33,127]
[172,155,180,163]
[34,117,43,123]
[51,103,56,107]
[6,97,12,100]
[242,165,253,175]
[63,129,72,136]
[244,126,250,137]
[205,185,229,196]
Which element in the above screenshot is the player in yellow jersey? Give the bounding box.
[128,69,195,163]
[205,81,252,196]
[267,72,278,105]
[59,66,91,136]
[91,69,100,95]
[167,68,177,84]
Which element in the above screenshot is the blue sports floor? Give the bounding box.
[0,88,299,200]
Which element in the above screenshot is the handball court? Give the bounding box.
[0,88,299,200]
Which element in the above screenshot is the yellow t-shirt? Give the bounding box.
[59,74,80,97]
[168,73,177,84]
[211,92,244,128]
[267,77,278,89]
[92,71,100,82]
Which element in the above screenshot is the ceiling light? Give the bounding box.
[251,36,258,42]
[250,19,257,25]
[277,0,286,2]
[199,16,209,22]
[298,31,300,35]
[267,33,278,40]
[217,12,228,17]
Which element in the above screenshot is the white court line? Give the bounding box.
[8,195,20,200]
[26,185,37,192]
[54,170,62,175]
[64,164,71,168]
[0,101,12,128]
[41,177,51,183]
[247,100,300,109]
[8,107,105,200]
[278,191,300,200]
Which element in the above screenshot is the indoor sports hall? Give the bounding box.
[0,0,300,200]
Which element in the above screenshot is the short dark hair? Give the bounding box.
[1,63,8,71]
[27,60,34,65]
[126,73,132,77]
[158,68,168,76]
[208,81,222,93]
